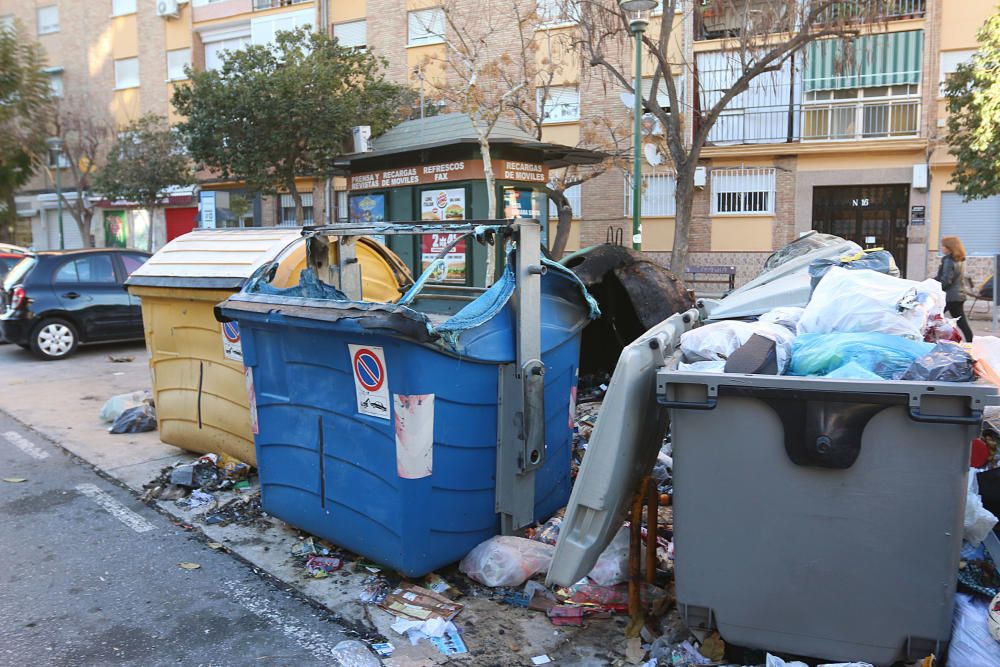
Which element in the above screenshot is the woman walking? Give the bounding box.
[936,236,974,342]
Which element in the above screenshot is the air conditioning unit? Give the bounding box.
[156,0,180,19]
[352,126,372,153]
[912,163,929,190]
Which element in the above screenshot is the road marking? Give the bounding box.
[2,431,50,460]
[75,483,154,533]
[224,581,344,660]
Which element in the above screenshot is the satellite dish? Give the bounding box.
[643,143,663,167]
[619,92,635,109]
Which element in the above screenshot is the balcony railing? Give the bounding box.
[701,99,921,145]
[695,0,926,41]
[252,0,309,10]
[801,99,920,141]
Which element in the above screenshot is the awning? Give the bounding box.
[804,30,923,91]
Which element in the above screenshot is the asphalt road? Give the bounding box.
[0,409,359,667]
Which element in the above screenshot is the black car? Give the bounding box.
[0,249,150,360]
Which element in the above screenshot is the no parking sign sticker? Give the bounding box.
[348,344,390,420]
[221,321,243,362]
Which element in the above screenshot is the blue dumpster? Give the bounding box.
[218,244,596,576]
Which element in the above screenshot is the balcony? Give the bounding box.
[801,98,920,141]
[695,0,926,41]
[701,99,920,146]
[252,0,309,10]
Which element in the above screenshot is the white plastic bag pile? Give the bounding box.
[797,267,945,338]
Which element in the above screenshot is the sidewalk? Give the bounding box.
[0,341,624,666]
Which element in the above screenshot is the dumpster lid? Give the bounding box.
[546,310,698,588]
[125,228,303,290]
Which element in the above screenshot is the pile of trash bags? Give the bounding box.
[680,265,992,384]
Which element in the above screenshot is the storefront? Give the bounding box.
[338,114,603,287]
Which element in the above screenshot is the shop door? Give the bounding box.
[812,185,910,276]
[104,210,127,248]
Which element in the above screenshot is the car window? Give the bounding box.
[54,255,117,284]
[3,256,36,290]
[121,253,147,276]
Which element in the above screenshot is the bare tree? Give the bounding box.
[43,99,114,248]
[577,0,892,272]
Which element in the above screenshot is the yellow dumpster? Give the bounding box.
[126,228,411,465]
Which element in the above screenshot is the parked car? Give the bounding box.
[0,248,150,360]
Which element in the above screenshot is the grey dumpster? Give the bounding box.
[658,372,997,666]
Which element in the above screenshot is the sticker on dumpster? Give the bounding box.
[222,321,243,362]
[349,344,390,420]
[244,367,258,435]
[394,393,434,479]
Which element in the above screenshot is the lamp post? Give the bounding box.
[46,137,65,250]
[620,0,658,251]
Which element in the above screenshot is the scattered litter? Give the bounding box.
[106,354,134,363]
[2,477,27,483]
[587,526,632,586]
[178,489,215,509]
[429,629,468,656]
[305,555,342,576]
[951,591,1000,667]
[207,542,224,550]
[331,639,381,667]
[459,536,554,587]
[766,654,808,667]
[202,492,265,527]
[370,642,394,657]
[422,572,461,599]
[698,632,725,662]
[358,575,391,604]
[625,636,645,664]
[109,404,157,434]
[379,582,463,622]
[531,656,552,665]
[178,562,201,570]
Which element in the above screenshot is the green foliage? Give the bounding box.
[171,27,414,198]
[944,10,1000,200]
[94,114,193,227]
[0,21,54,203]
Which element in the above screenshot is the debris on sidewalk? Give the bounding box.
[99,391,150,423]
[106,354,135,363]
[108,404,157,434]
[203,492,265,527]
[2,477,27,483]
[379,582,463,623]
[178,562,201,570]
[305,555,343,577]
[459,536,554,587]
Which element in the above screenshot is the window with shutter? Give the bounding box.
[334,19,367,49]
[408,8,444,46]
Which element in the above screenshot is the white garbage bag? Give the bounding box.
[965,473,998,546]
[680,320,796,372]
[797,267,945,338]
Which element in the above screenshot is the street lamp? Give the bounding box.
[620,0,658,251]
[46,136,65,250]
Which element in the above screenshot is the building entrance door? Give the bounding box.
[812,185,910,276]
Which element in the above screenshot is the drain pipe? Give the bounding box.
[320,0,334,224]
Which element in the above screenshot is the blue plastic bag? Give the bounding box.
[789,333,934,379]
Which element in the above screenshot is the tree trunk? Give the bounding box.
[76,209,94,248]
[0,192,15,244]
[548,189,573,261]
[670,165,695,277]
[479,135,497,284]
[147,205,157,252]
[288,180,303,226]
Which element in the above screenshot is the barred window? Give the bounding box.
[624,173,676,217]
[549,183,582,218]
[711,167,776,215]
[279,193,314,226]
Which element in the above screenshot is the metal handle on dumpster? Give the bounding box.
[659,396,718,411]
[907,406,983,425]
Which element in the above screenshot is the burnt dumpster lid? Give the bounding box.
[336,114,606,169]
[126,228,302,290]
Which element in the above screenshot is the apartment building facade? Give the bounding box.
[0,0,197,250]
[2,0,994,284]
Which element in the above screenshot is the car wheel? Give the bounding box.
[30,318,79,360]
